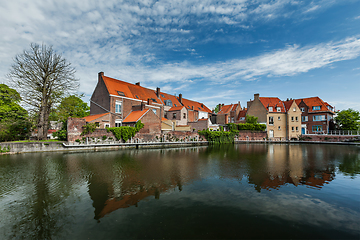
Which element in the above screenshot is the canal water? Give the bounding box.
[0,143,359,239]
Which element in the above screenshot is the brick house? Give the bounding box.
[236,108,247,123]
[216,102,241,125]
[89,72,212,133]
[247,93,302,140]
[294,97,335,134]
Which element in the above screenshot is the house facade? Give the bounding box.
[247,94,302,140]
[217,102,241,125]
[294,97,335,134]
[88,72,212,133]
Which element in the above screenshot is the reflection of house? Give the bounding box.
[294,97,335,134]
[247,93,301,140]
[88,72,213,133]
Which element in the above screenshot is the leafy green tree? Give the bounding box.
[213,104,220,113]
[245,115,258,124]
[335,109,360,131]
[50,95,90,122]
[0,84,31,142]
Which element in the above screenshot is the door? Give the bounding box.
[302,127,305,134]
[269,130,274,138]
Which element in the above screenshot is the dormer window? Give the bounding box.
[268,107,273,112]
[117,91,125,96]
[300,107,305,112]
[312,106,321,111]
[277,107,281,112]
[164,100,172,107]
[135,95,139,99]
[161,94,165,98]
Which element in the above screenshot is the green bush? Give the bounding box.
[53,129,67,141]
[81,122,97,135]
[198,129,236,144]
[107,121,144,142]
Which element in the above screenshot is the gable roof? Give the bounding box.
[237,109,247,121]
[218,103,239,115]
[123,110,149,123]
[168,106,185,111]
[179,97,212,113]
[294,97,334,113]
[102,76,159,102]
[83,113,109,122]
[259,97,286,113]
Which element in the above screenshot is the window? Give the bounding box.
[164,114,167,119]
[312,106,321,111]
[173,113,176,119]
[278,116,281,121]
[295,116,298,121]
[95,122,100,127]
[268,107,273,112]
[240,117,245,120]
[161,94,165,98]
[293,107,296,112]
[312,125,323,132]
[115,101,122,113]
[105,124,110,128]
[228,116,230,123]
[117,91,125,96]
[135,95,139,99]
[151,98,157,103]
[115,119,122,127]
[277,107,281,112]
[300,107,305,112]
[296,127,299,131]
[164,100,172,107]
[183,113,186,119]
[291,116,294,121]
[278,126,281,131]
[269,116,274,125]
[302,116,308,122]
[292,126,294,131]
[152,109,157,115]
[313,115,325,121]
[231,117,234,123]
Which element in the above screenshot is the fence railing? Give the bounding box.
[327,130,360,136]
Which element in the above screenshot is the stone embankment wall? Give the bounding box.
[0,142,66,154]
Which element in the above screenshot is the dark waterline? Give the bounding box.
[0,143,359,239]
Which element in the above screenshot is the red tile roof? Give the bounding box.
[218,103,239,115]
[168,106,185,111]
[283,100,296,112]
[259,97,286,113]
[83,113,109,122]
[237,109,247,121]
[158,92,182,107]
[294,97,334,113]
[123,110,148,123]
[180,97,212,113]
[161,117,168,121]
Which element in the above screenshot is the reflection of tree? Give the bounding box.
[8,154,75,239]
[338,153,360,177]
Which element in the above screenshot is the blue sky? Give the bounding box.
[1,0,360,111]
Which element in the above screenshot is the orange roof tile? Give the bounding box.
[168,106,185,111]
[198,118,208,121]
[283,100,295,112]
[180,97,212,113]
[237,109,247,121]
[218,103,239,115]
[123,110,148,123]
[161,117,168,121]
[83,113,109,122]
[294,97,334,113]
[158,92,182,107]
[259,97,286,113]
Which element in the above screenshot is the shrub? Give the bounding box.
[81,122,97,135]
[198,129,236,144]
[102,135,107,141]
[107,121,144,142]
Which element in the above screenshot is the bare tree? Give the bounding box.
[8,43,79,140]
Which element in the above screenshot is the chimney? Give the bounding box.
[141,102,146,111]
[135,82,140,86]
[147,98,151,105]
[218,103,222,111]
[98,72,104,82]
[254,93,260,100]
[286,98,289,101]
[179,93,182,104]
[156,87,160,98]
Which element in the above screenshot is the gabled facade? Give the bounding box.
[247,93,301,140]
[236,108,247,123]
[294,97,335,134]
[217,102,241,125]
[89,72,212,133]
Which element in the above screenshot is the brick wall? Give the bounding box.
[189,120,208,132]
[300,135,360,142]
[67,118,87,142]
[236,131,267,141]
[246,98,267,123]
[90,74,110,115]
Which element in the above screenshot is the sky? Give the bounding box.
[1,0,360,111]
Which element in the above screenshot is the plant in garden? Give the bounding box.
[107,121,144,142]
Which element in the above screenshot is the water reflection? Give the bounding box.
[0,144,359,239]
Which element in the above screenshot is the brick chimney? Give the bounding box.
[147,98,151,105]
[135,82,140,86]
[218,103,222,112]
[179,93,182,104]
[98,72,104,82]
[141,101,146,111]
[156,87,160,98]
[254,93,260,100]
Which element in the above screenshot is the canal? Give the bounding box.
[0,143,359,239]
